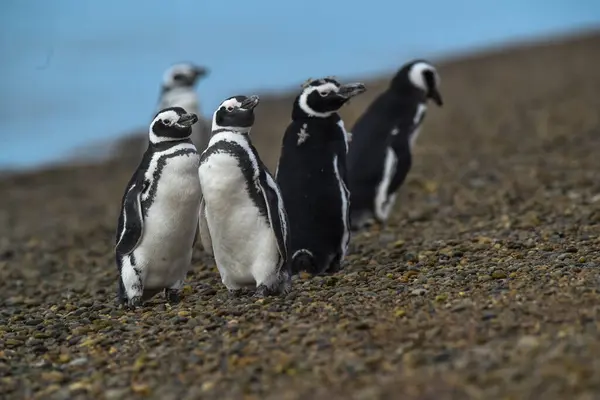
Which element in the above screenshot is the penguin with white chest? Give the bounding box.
[140,63,211,156]
[346,60,443,230]
[116,106,201,307]
[198,95,291,297]
[275,77,367,275]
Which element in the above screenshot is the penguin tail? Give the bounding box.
[291,249,317,275]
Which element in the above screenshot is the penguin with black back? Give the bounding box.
[198,95,292,297]
[275,77,366,276]
[346,60,443,230]
[116,106,201,308]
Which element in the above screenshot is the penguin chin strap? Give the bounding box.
[211,123,252,135]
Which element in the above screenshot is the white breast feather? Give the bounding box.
[374,147,398,221]
[332,155,350,259]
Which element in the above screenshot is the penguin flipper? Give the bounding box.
[115,182,144,255]
[258,170,290,269]
[387,145,411,196]
[198,198,214,256]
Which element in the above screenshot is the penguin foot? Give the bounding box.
[127,296,143,309]
[116,293,128,306]
[275,271,292,296]
[254,284,270,298]
[328,260,342,274]
[165,288,181,304]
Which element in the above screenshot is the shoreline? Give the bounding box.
[2,27,598,177]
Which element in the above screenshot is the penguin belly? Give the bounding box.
[199,153,280,289]
[134,154,201,289]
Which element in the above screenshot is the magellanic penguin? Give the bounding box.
[140,63,211,156]
[197,95,292,297]
[346,60,443,230]
[116,106,201,308]
[275,77,367,276]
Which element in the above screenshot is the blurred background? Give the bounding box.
[0,0,599,171]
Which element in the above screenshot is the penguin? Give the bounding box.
[140,63,211,156]
[116,106,202,307]
[346,60,443,230]
[197,95,292,297]
[275,77,367,275]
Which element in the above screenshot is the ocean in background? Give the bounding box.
[1,0,599,170]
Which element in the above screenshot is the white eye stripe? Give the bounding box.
[305,82,339,97]
[408,62,439,91]
[152,110,180,126]
[220,98,243,111]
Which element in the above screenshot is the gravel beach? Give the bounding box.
[1,32,600,400]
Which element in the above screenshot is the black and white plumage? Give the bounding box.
[116,106,202,307]
[140,63,211,156]
[346,60,443,230]
[275,77,366,275]
[198,95,291,297]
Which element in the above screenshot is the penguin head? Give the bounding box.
[149,107,199,143]
[391,60,443,106]
[294,77,367,118]
[212,95,260,134]
[162,63,209,90]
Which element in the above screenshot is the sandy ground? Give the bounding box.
[1,31,600,400]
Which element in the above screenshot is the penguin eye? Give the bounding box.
[226,106,234,112]
[319,90,330,97]
[163,119,172,125]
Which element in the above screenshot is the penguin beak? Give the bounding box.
[428,88,443,106]
[177,112,199,127]
[337,83,367,99]
[194,66,209,78]
[240,95,260,110]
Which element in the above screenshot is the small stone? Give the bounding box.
[69,381,92,392]
[67,357,88,367]
[404,271,419,279]
[517,335,540,349]
[411,288,427,296]
[393,240,405,248]
[34,384,61,397]
[105,389,129,400]
[435,294,448,302]
[478,274,492,282]
[491,270,507,279]
[41,371,65,383]
[131,382,151,395]
[58,354,71,363]
[394,308,406,317]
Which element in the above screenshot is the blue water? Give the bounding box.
[1,0,599,169]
